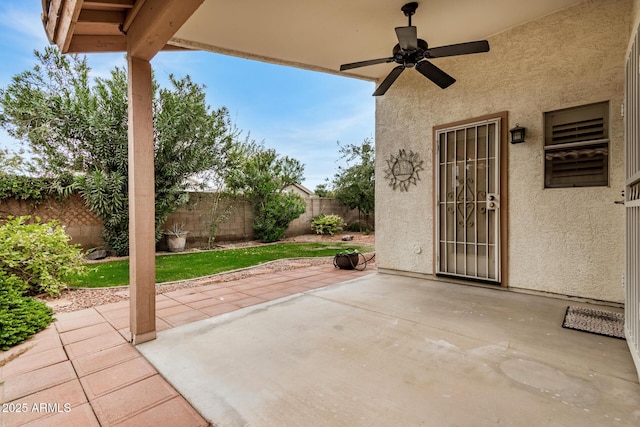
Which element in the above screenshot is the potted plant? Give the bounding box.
[333,248,361,270]
[164,223,189,252]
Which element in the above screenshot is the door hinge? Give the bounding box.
[621,103,625,118]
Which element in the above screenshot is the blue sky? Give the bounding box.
[0,1,375,190]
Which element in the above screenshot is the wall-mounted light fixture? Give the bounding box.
[509,123,526,144]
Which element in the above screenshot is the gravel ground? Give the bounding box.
[42,233,375,314]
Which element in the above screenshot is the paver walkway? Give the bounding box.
[0,264,374,426]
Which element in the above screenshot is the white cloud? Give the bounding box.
[260,98,375,190]
[0,3,49,47]
[275,106,373,143]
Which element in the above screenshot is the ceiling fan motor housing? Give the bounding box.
[393,39,428,68]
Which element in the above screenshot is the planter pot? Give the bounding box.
[165,232,189,252]
[334,252,360,270]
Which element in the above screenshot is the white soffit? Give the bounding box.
[172,0,583,81]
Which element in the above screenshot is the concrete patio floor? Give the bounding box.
[138,273,640,427]
[2,264,640,426]
[0,264,372,426]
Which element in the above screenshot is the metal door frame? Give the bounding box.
[624,24,640,381]
[433,112,508,286]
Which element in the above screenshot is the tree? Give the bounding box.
[313,183,334,198]
[0,47,236,255]
[225,146,306,242]
[190,138,248,249]
[332,139,375,228]
[0,149,29,176]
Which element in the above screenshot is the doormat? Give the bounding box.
[562,306,625,340]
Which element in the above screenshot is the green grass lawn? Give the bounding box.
[70,242,373,288]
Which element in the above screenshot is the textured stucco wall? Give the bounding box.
[163,193,366,248]
[376,0,631,302]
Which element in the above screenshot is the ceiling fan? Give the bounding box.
[340,2,490,96]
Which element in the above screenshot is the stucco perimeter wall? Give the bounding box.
[376,0,631,302]
[165,194,363,247]
[0,192,363,250]
[0,194,104,249]
[288,197,366,236]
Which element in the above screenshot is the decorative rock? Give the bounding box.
[86,249,108,260]
[341,235,354,241]
[45,299,72,309]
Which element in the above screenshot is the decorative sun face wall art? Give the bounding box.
[384,149,425,191]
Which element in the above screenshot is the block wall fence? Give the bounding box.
[0,192,369,251]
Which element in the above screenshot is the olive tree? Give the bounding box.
[225,146,306,242]
[0,47,236,255]
[332,139,375,228]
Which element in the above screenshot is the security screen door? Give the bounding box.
[436,119,501,283]
[625,24,640,377]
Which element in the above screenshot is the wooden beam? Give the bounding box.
[54,0,83,52]
[83,0,134,9]
[74,24,123,37]
[71,6,126,38]
[67,35,127,52]
[122,0,146,33]
[78,9,125,23]
[75,10,125,36]
[127,53,156,345]
[44,0,63,43]
[67,35,187,53]
[126,0,204,61]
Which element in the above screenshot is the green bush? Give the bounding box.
[0,216,87,296]
[0,174,73,202]
[345,221,372,233]
[0,271,53,350]
[311,214,346,235]
[253,193,306,243]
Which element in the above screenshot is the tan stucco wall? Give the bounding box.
[376,0,632,302]
[162,193,365,248]
[633,0,640,35]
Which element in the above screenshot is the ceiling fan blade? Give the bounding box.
[395,26,418,50]
[416,60,456,89]
[373,66,405,96]
[427,40,490,58]
[340,57,395,71]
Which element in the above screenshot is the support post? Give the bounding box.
[127,54,156,344]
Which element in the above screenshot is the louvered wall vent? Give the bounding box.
[544,101,609,188]
[550,117,605,145]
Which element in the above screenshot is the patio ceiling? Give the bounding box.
[43,0,583,80]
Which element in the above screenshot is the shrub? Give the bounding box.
[0,174,73,202]
[0,271,53,350]
[311,214,346,235]
[0,216,87,296]
[345,221,372,233]
[253,193,306,243]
